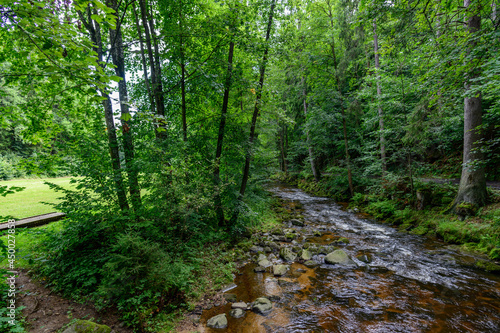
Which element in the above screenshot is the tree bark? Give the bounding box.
[78,6,129,211]
[108,0,142,211]
[238,0,276,198]
[214,39,235,227]
[231,0,276,224]
[302,76,320,182]
[327,1,353,196]
[373,18,386,174]
[132,2,155,116]
[139,0,165,136]
[451,0,487,212]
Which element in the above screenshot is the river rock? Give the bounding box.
[264,246,272,253]
[258,259,272,268]
[223,293,237,303]
[256,253,267,261]
[254,266,266,273]
[304,260,319,267]
[279,247,296,261]
[250,245,264,253]
[356,254,372,263]
[252,297,272,314]
[299,249,312,260]
[62,320,113,333]
[207,314,228,329]
[232,302,247,309]
[325,250,355,265]
[273,264,289,276]
[269,242,280,250]
[229,308,246,319]
[291,219,305,227]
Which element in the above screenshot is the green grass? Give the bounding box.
[0,177,74,220]
[0,221,62,268]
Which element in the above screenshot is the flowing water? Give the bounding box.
[201,186,500,332]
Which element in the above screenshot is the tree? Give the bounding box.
[451,0,488,211]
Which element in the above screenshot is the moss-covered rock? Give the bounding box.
[475,260,500,273]
[62,320,113,333]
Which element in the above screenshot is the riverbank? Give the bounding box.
[278,172,500,267]
[192,185,500,332]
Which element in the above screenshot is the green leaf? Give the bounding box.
[121,113,132,122]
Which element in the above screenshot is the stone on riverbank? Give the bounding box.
[232,302,247,309]
[62,320,113,333]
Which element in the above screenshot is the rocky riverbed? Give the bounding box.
[196,185,500,332]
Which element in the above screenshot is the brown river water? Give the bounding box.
[200,186,500,332]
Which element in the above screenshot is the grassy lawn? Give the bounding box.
[0,177,74,220]
[0,221,62,268]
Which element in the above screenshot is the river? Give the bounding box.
[201,186,500,332]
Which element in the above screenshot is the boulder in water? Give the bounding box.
[325,249,355,265]
[252,297,272,314]
[273,264,289,276]
[229,308,246,319]
[207,314,228,329]
[279,247,296,261]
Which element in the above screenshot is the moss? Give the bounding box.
[70,320,112,333]
[285,233,296,240]
[475,260,500,273]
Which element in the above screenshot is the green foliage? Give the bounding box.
[0,270,26,333]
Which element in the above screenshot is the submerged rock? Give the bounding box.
[223,293,237,303]
[273,264,289,276]
[62,320,113,333]
[304,260,319,267]
[229,308,246,319]
[356,254,372,263]
[325,249,355,265]
[254,266,266,273]
[252,297,272,314]
[207,314,228,329]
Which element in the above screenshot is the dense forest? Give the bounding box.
[1,0,499,331]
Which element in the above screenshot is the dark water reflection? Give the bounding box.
[201,186,500,332]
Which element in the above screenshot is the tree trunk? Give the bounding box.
[214,40,235,227]
[232,0,276,223]
[279,121,288,174]
[180,36,188,141]
[302,76,320,182]
[373,18,386,174]
[78,6,129,211]
[108,0,142,211]
[451,0,487,212]
[327,1,353,196]
[238,0,276,198]
[139,0,165,136]
[132,2,155,116]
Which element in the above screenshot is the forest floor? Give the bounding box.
[16,269,133,333]
[420,177,500,190]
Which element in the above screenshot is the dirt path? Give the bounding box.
[16,270,133,333]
